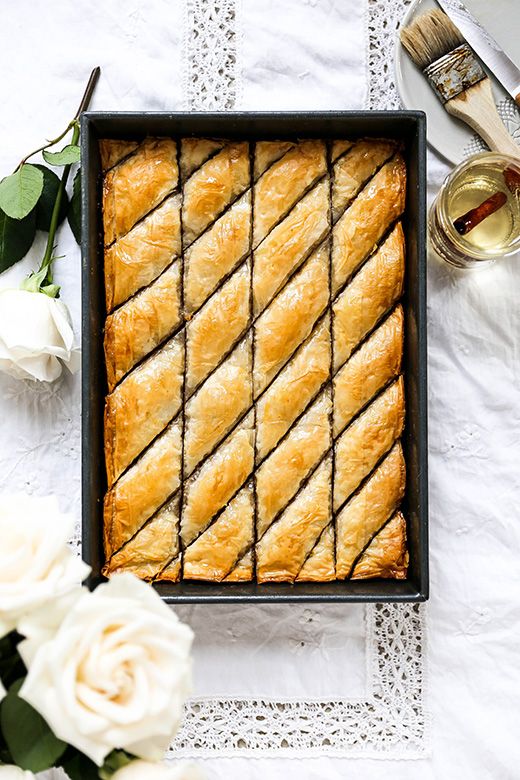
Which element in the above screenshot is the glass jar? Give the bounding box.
[429,152,520,269]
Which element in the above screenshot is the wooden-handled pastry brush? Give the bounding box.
[400,9,520,159]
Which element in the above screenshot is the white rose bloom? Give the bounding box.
[0,289,80,382]
[113,760,205,779]
[0,767,34,779]
[19,574,193,767]
[0,494,89,639]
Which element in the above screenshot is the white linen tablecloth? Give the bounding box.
[0,0,519,778]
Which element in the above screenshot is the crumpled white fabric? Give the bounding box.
[0,290,80,382]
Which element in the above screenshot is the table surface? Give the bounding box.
[1,1,519,778]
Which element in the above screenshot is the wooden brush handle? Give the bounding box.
[446,78,520,160]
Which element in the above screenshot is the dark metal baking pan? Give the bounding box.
[81,111,428,603]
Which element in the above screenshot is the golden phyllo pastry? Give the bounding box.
[103,496,180,580]
[182,142,250,246]
[253,180,329,315]
[103,138,178,246]
[254,242,329,396]
[103,421,182,558]
[104,261,181,391]
[351,512,408,580]
[183,336,252,476]
[183,487,254,582]
[331,153,406,293]
[186,262,250,394]
[336,443,406,579]
[104,335,183,485]
[253,140,326,246]
[101,135,410,586]
[257,458,332,583]
[99,139,140,172]
[105,194,181,312]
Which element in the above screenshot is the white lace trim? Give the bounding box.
[365,0,412,110]
[183,0,242,110]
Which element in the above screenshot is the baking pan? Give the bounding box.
[81,111,428,603]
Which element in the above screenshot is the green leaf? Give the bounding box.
[42,144,81,167]
[98,750,134,779]
[0,679,67,772]
[0,208,36,273]
[34,164,69,232]
[0,164,44,220]
[0,633,26,692]
[68,169,81,244]
[59,751,100,780]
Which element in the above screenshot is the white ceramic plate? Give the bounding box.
[395,0,510,164]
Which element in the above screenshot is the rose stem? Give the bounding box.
[39,67,101,289]
[454,191,507,235]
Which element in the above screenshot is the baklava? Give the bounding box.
[101,136,408,583]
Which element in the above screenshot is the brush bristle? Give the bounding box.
[400,9,464,69]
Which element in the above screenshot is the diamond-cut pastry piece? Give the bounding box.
[254,243,329,397]
[186,262,250,394]
[256,317,330,461]
[180,138,225,180]
[332,154,406,293]
[99,139,140,172]
[183,487,253,581]
[181,414,254,546]
[332,139,396,220]
[331,140,354,161]
[224,551,253,582]
[183,336,252,476]
[105,194,181,312]
[336,443,406,579]
[105,261,181,391]
[253,140,327,246]
[296,524,335,582]
[256,458,332,583]
[254,141,294,179]
[103,138,178,245]
[253,180,329,315]
[256,391,331,536]
[182,142,250,246]
[104,334,184,485]
[103,421,181,557]
[155,555,181,583]
[333,222,405,372]
[103,496,180,580]
[184,191,251,313]
[351,512,408,579]
[333,306,403,437]
[334,379,405,511]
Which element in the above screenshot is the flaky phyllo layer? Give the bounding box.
[101,136,409,583]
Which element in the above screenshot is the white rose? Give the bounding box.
[0,494,89,639]
[0,767,34,779]
[19,574,193,767]
[113,760,205,780]
[0,289,80,382]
